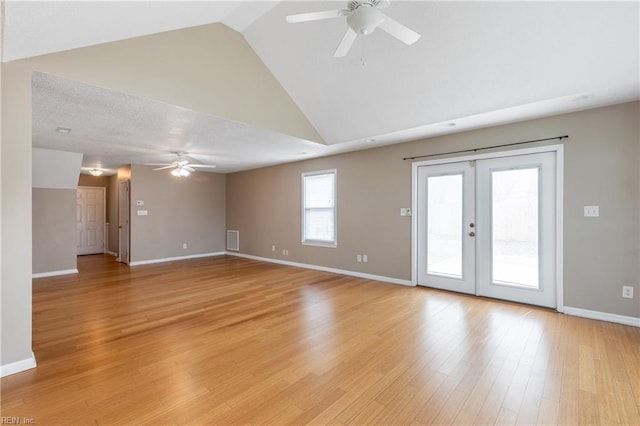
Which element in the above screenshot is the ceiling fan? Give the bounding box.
[286,0,421,57]
[146,153,216,177]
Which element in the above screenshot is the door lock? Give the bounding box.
[469,231,476,237]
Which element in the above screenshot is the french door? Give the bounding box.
[416,151,558,308]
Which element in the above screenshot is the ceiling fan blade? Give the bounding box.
[184,153,216,162]
[334,28,358,57]
[152,165,175,171]
[378,15,421,45]
[286,9,345,24]
[189,164,217,169]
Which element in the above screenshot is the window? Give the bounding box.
[302,170,337,247]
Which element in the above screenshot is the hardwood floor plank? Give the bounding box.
[0,254,638,425]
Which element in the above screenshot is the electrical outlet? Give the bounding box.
[356,254,362,262]
[622,286,634,299]
[282,249,288,256]
[182,243,187,249]
[362,254,368,263]
[272,245,276,252]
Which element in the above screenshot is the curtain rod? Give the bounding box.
[402,135,569,161]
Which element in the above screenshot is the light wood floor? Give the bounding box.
[1,255,639,425]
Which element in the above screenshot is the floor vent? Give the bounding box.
[226,230,239,251]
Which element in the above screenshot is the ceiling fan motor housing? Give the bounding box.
[347,3,384,35]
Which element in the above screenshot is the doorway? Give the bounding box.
[413,146,563,309]
[77,186,106,255]
[118,180,130,264]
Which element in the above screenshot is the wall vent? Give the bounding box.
[226,230,239,251]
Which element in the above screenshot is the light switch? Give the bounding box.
[400,208,412,217]
[584,206,599,217]
[137,210,148,216]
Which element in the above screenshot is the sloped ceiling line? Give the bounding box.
[8,1,639,174]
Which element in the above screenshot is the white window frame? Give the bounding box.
[301,169,337,248]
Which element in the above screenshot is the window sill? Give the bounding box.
[302,241,337,249]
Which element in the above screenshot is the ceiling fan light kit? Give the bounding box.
[348,5,384,35]
[146,152,216,177]
[89,168,104,176]
[286,0,420,57]
[171,166,191,177]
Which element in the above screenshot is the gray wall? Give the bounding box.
[227,102,640,319]
[562,103,639,317]
[32,188,77,274]
[130,165,226,262]
[2,60,33,368]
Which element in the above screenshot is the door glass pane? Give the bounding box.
[491,168,539,288]
[427,174,463,278]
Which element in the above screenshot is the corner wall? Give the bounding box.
[31,148,82,276]
[226,102,640,319]
[1,61,34,372]
[32,188,77,275]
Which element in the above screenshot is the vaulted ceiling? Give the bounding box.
[3,1,639,174]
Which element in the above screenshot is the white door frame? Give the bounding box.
[118,180,130,264]
[411,144,564,312]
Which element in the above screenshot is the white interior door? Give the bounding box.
[118,180,130,264]
[77,186,105,255]
[416,151,558,308]
[417,161,476,294]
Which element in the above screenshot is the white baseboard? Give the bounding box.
[32,268,78,279]
[129,252,226,266]
[564,306,640,327]
[226,252,413,287]
[0,352,37,377]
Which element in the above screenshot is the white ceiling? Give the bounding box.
[4,1,640,174]
[247,1,640,145]
[1,1,280,62]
